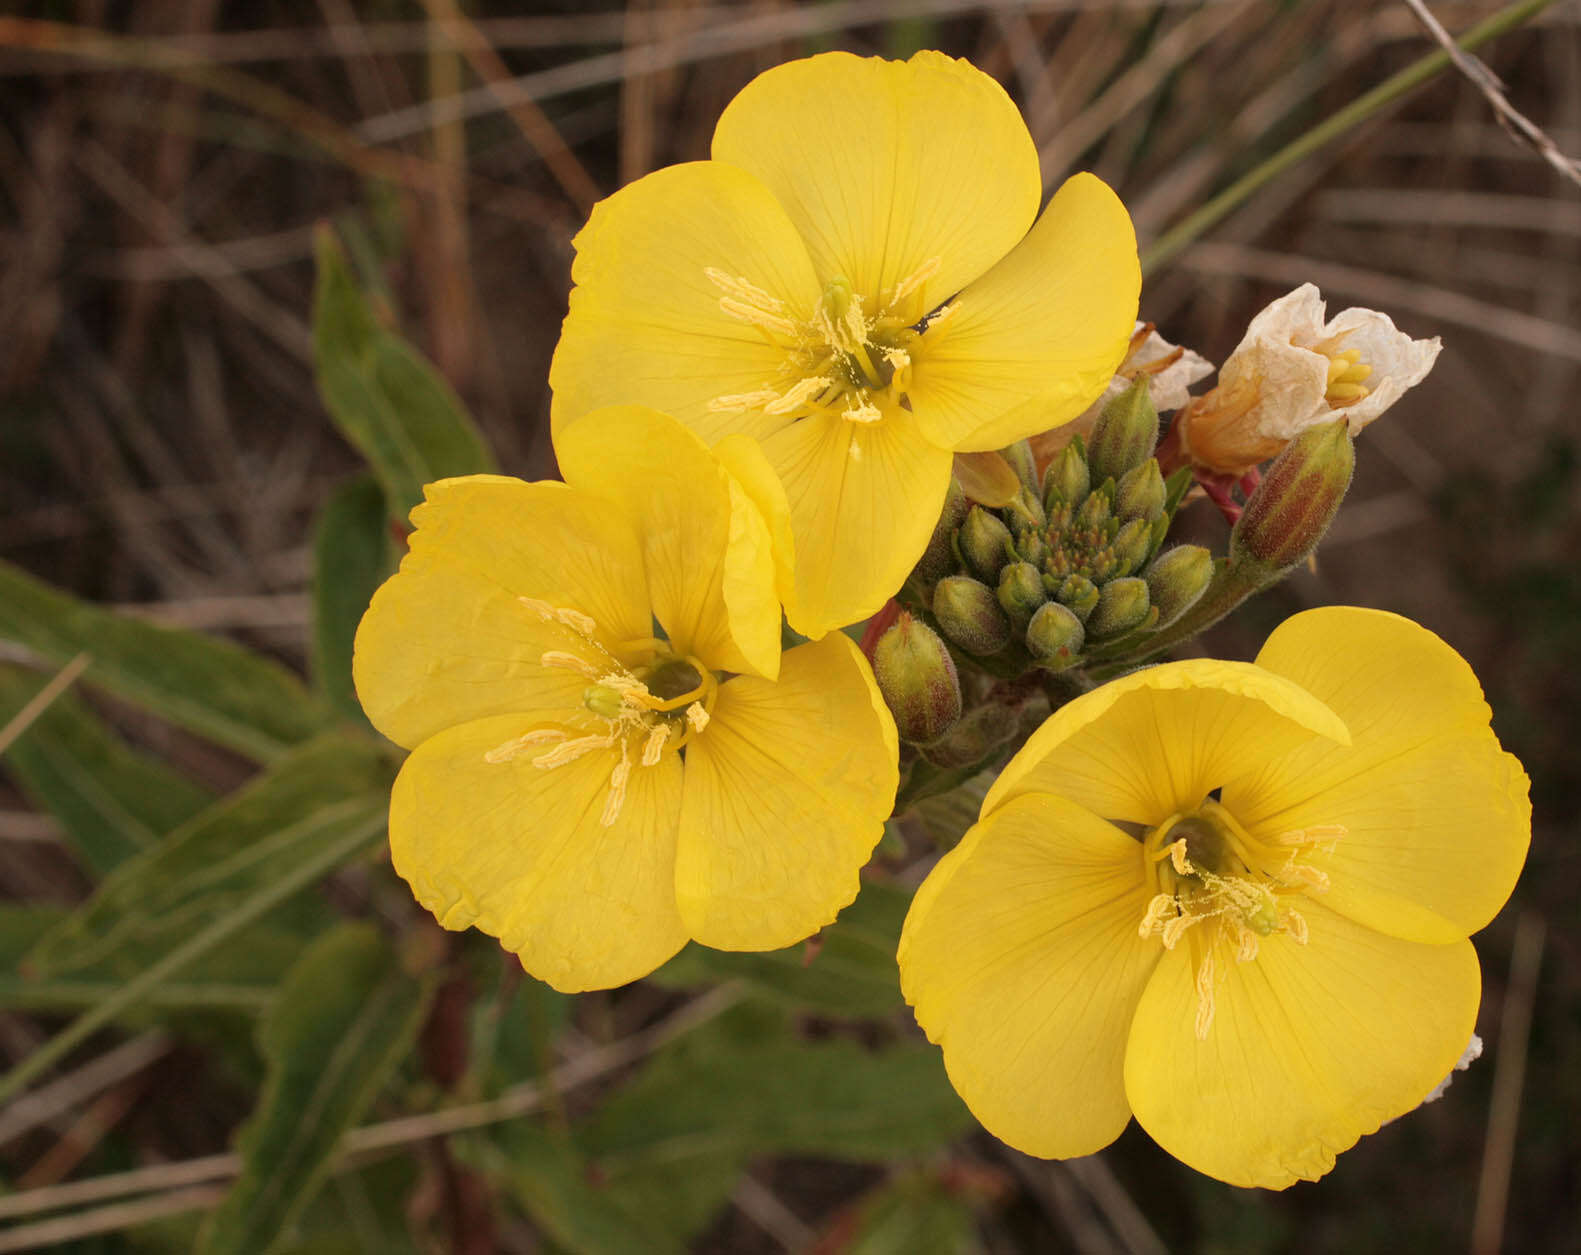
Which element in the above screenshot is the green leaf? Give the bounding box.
[313,228,495,521]
[311,474,395,723]
[912,769,994,848]
[200,923,433,1255]
[648,879,912,1017]
[28,733,392,980]
[0,559,336,761]
[471,1125,687,1255]
[0,665,214,876]
[841,1175,982,1255]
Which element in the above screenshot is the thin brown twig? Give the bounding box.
[0,654,91,758]
[1403,0,1581,188]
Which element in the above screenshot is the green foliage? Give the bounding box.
[311,473,396,723]
[843,1175,983,1255]
[312,227,496,522]
[648,879,912,1017]
[0,665,213,876]
[0,558,336,761]
[28,733,392,981]
[200,923,434,1255]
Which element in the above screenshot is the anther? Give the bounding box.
[1194,954,1217,1040]
[484,728,565,764]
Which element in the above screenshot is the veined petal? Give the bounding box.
[1124,900,1481,1189]
[549,161,821,444]
[712,50,1040,308]
[555,406,780,680]
[761,406,954,639]
[983,659,1350,828]
[899,793,1159,1159]
[911,173,1140,453]
[390,714,687,992]
[1228,606,1531,943]
[712,432,798,630]
[353,476,650,750]
[674,632,898,951]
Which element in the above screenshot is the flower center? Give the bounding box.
[1137,800,1346,1039]
[1307,330,1373,408]
[704,261,951,425]
[482,598,718,828]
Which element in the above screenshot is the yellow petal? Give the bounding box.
[760,407,954,639]
[911,173,1141,453]
[899,793,1159,1159]
[712,50,1040,308]
[1229,606,1531,944]
[712,432,798,630]
[390,714,687,992]
[674,632,898,951]
[549,161,821,443]
[555,406,780,680]
[983,659,1350,828]
[1124,900,1481,1189]
[353,476,650,750]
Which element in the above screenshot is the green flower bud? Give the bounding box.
[958,506,1014,584]
[912,478,970,588]
[919,702,1020,769]
[997,561,1047,630]
[1054,573,1100,622]
[1145,545,1215,626]
[1002,440,1041,495]
[1019,532,1049,568]
[1073,486,1112,535]
[1025,601,1086,670]
[1110,517,1154,576]
[933,575,1013,656]
[1087,576,1151,639]
[1043,439,1090,510]
[872,613,962,745]
[1231,420,1355,573]
[1088,380,1160,486]
[1115,459,1166,521]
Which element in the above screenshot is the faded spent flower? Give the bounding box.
[1171,283,1441,475]
[550,50,1140,639]
[899,606,1529,1188]
[353,407,897,993]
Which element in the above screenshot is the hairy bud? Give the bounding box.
[1115,459,1166,521]
[997,561,1047,631]
[1087,576,1151,639]
[1145,545,1215,626]
[1231,419,1355,573]
[933,575,1013,656]
[1087,379,1160,486]
[1025,602,1086,670]
[959,507,1014,584]
[872,613,962,745]
[1043,439,1090,511]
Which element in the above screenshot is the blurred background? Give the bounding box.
[0,1,1577,1251]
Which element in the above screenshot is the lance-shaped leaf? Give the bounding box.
[648,879,911,1017]
[313,228,495,521]
[28,733,392,980]
[200,923,433,1255]
[311,474,396,723]
[0,664,214,877]
[0,560,335,761]
[560,1018,975,1244]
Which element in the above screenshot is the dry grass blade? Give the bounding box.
[0,653,91,757]
[0,1032,169,1149]
[0,1186,229,1254]
[1404,0,1581,187]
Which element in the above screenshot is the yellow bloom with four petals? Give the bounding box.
[549,50,1141,638]
[354,407,898,992]
[898,606,1529,1188]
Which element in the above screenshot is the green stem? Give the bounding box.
[0,804,386,1105]
[1089,560,1278,680]
[1141,0,1561,275]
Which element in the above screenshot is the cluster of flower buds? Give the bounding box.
[910,381,1214,682]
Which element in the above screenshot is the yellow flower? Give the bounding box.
[353,406,898,993]
[549,50,1141,639]
[898,606,1529,1188]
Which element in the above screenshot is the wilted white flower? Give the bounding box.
[1171,284,1441,475]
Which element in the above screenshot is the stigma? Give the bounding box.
[704,260,947,426]
[1138,801,1345,1039]
[482,598,718,827]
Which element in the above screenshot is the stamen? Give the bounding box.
[704,267,784,312]
[1282,907,1310,945]
[708,389,781,414]
[1194,953,1216,1040]
[540,650,601,678]
[640,724,669,766]
[686,702,710,732]
[842,398,883,425]
[765,375,835,416]
[518,597,599,638]
[533,733,614,769]
[890,256,941,306]
[1231,920,1260,962]
[1168,840,1192,876]
[718,297,797,338]
[600,741,632,827]
[1139,893,1176,938]
[484,728,566,764]
[1162,912,1200,950]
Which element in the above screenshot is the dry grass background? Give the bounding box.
[0,1,1577,1251]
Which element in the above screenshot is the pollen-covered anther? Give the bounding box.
[1281,907,1310,945]
[1194,954,1217,1040]
[640,724,669,767]
[765,375,835,416]
[518,597,598,638]
[540,650,601,678]
[685,702,710,732]
[1139,892,1176,938]
[483,728,568,764]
